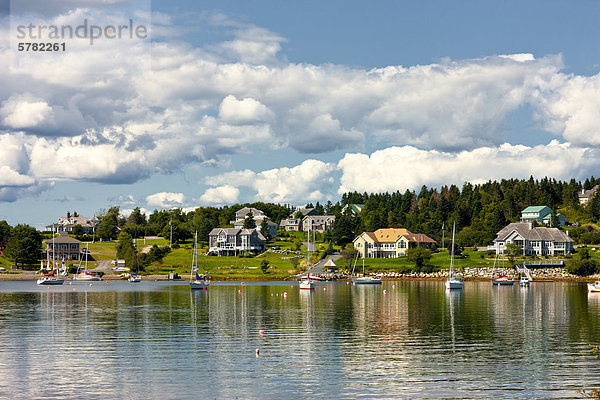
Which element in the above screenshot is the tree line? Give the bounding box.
[3,176,600,267]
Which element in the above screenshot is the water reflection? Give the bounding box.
[0,281,598,398]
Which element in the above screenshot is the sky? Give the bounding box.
[1,0,600,229]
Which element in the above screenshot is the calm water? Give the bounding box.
[0,280,598,399]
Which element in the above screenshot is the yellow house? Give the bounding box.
[353,228,436,258]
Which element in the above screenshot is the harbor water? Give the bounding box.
[0,280,598,399]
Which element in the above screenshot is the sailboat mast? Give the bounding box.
[450,222,456,277]
[307,223,310,278]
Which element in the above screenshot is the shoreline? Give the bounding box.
[0,272,597,283]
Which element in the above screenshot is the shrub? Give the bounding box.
[566,259,598,276]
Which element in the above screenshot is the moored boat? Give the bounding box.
[190,232,210,291]
[445,222,463,290]
[492,276,515,286]
[588,281,600,293]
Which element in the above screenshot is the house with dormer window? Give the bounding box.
[493,222,573,256]
[353,228,436,258]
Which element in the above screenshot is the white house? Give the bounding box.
[579,185,599,205]
[231,207,277,238]
[493,222,573,256]
[46,211,99,234]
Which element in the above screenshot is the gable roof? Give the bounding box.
[235,207,265,218]
[208,227,266,240]
[522,205,551,214]
[44,236,81,244]
[580,185,599,199]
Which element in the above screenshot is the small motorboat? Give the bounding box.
[588,281,600,293]
[519,276,530,287]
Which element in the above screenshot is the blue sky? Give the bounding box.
[1,0,600,229]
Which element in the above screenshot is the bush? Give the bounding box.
[566,259,598,276]
[406,247,431,269]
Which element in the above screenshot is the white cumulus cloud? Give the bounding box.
[206,159,336,204]
[199,185,240,205]
[337,141,597,194]
[146,192,186,208]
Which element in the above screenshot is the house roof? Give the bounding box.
[579,185,599,198]
[342,204,364,214]
[303,215,335,223]
[522,205,551,214]
[296,207,316,216]
[373,228,412,243]
[354,229,436,244]
[43,236,81,244]
[406,233,437,244]
[235,207,265,218]
[209,227,266,241]
[280,219,301,227]
[495,222,573,243]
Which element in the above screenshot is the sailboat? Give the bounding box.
[74,243,100,281]
[491,253,515,286]
[128,240,141,283]
[37,228,64,285]
[445,222,463,290]
[190,231,209,290]
[351,255,381,285]
[299,223,315,290]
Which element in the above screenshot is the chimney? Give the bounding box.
[66,212,71,218]
[528,221,532,230]
[73,211,78,217]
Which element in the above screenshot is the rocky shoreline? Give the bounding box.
[1,268,598,282]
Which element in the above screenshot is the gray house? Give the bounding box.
[493,222,574,256]
[302,215,336,233]
[44,235,82,261]
[208,228,266,256]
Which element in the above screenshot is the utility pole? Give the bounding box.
[441,223,445,251]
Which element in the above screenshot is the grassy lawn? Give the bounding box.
[156,247,305,279]
[357,249,495,274]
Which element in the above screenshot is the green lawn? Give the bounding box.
[356,249,495,274]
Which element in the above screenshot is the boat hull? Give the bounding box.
[352,277,382,285]
[299,279,314,290]
[588,282,600,293]
[445,279,463,290]
[37,278,64,285]
[73,275,101,281]
[492,279,515,286]
[190,281,209,290]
